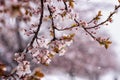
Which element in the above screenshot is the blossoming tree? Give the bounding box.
[0,0,120,80]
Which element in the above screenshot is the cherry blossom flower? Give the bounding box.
[16,61,31,78]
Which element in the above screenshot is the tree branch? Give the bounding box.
[25,0,44,53]
[86,4,120,29]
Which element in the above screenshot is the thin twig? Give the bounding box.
[54,23,79,31]
[47,5,56,40]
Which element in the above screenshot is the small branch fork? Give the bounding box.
[74,19,96,40]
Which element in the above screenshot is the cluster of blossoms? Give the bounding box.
[12,34,74,78]
[13,53,31,78]
[8,52,44,79]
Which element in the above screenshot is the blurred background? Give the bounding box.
[0,0,120,80]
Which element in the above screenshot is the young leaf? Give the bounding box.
[69,0,74,8]
[98,11,102,16]
[71,23,78,27]
[34,70,44,78]
[98,38,112,49]
[0,64,6,76]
